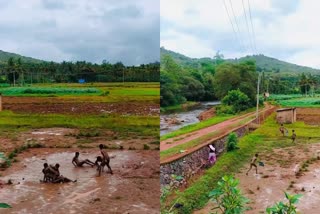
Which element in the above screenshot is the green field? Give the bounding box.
[268,94,320,107]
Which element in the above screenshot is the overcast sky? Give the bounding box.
[0,0,159,65]
[161,0,320,69]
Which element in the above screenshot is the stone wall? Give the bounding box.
[160,126,248,188]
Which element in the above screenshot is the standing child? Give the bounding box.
[99,144,113,175]
[246,154,259,175]
[292,130,296,143]
[279,124,288,136]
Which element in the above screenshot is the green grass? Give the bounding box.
[279,97,320,107]
[0,87,101,96]
[0,83,160,102]
[162,114,320,213]
[0,111,159,137]
[160,115,234,141]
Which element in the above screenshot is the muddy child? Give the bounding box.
[279,124,288,136]
[98,144,113,175]
[292,130,296,143]
[246,153,259,175]
[72,152,95,167]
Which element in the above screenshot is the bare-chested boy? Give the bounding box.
[42,163,76,183]
[72,152,95,167]
[246,154,259,175]
[99,144,113,175]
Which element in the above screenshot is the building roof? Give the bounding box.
[276,108,296,112]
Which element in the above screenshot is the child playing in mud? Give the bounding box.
[98,144,113,175]
[42,163,76,183]
[72,152,95,167]
[279,124,288,136]
[246,154,259,175]
[41,163,54,182]
[292,130,296,143]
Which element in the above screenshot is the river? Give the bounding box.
[160,101,220,136]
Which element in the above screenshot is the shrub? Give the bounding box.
[222,89,250,113]
[266,192,302,214]
[227,132,238,151]
[209,175,249,213]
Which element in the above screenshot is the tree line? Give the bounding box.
[0,57,159,85]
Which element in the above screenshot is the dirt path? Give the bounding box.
[194,143,320,214]
[161,106,275,152]
[0,148,160,214]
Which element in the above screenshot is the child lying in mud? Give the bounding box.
[72,152,95,167]
[41,163,76,183]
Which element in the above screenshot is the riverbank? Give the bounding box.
[160,102,200,113]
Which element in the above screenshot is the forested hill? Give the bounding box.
[0,50,43,65]
[160,47,320,74]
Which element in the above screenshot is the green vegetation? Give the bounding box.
[209,175,249,213]
[0,203,12,208]
[0,111,159,137]
[266,192,302,214]
[0,87,100,96]
[226,132,239,151]
[0,54,159,85]
[160,114,234,141]
[220,89,251,114]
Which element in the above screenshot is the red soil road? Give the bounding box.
[160,105,276,164]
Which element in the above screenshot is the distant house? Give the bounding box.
[78,79,85,83]
[276,108,296,124]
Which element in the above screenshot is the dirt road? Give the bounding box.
[160,105,276,164]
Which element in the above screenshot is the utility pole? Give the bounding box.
[0,93,2,111]
[256,73,261,123]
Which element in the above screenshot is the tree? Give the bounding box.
[221,89,250,113]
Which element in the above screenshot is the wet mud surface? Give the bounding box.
[195,143,320,214]
[2,97,159,116]
[0,149,160,214]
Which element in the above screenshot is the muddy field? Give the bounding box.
[0,148,160,214]
[297,108,320,125]
[2,97,159,116]
[195,143,320,214]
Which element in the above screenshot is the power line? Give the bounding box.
[241,0,255,54]
[222,0,244,51]
[228,0,247,51]
[247,0,257,53]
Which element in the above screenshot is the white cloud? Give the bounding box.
[161,0,320,69]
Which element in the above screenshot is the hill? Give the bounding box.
[0,49,44,65]
[160,47,320,75]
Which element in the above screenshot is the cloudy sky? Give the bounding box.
[0,0,159,65]
[161,0,320,69]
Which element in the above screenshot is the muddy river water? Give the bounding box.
[160,101,220,136]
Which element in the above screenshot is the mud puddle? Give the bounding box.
[0,148,160,214]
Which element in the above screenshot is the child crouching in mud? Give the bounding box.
[41,163,76,183]
[95,144,113,176]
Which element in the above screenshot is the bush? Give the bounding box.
[143,144,150,150]
[209,175,249,213]
[227,132,238,151]
[266,192,302,214]
[222,89,250,113]
[216,105,235,115]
